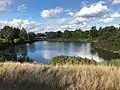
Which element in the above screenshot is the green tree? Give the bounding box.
[28,32,37,42]
[20,28,28,40]
[63,30,72,38]
[90,26,98,38]
[0,26,14,43]
[56,31,62,38]
[71,30,81,39]
[45,32,57,38]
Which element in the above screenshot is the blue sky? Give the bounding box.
[0,0,120,32]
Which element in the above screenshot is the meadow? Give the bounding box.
[0,62,120,90]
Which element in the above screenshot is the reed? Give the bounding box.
[0,62,120,90]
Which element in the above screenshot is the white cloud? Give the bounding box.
[111,12,120,18]
[41,7,63,18]
[99,17,115,23]
[112,0,120,4]
[77,1,108,17]
[64,2,107,30]
[0,17,88,33]
[60,17,87,30]
[1,1,120,32]
[37,1,118,31]
[0,0,8,4]
[67,12,74,16]
[69,17,87,24]
[0,0,9,13]
[113,24,120,28]
[0,6,6,12]
[61,22,87,30]
[0,19,44,32]
[59,18,67,24]
[17,4,27,12]
[0,19,68,33]
[99,11,120,23]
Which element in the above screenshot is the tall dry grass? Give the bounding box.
[0,62,120,90]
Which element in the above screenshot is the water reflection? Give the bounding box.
[90,44,120,60]
[28,44,36,53]
[0,41,119,63]
[0,44,33,62]
[14,45,28,56]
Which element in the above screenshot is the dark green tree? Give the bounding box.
[63,30,72,38]
[28,32,37,42]
[56,31,62,38]
[20,28,28,40]
[90,26,98,38]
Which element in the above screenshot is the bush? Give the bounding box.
[49,56,97,65]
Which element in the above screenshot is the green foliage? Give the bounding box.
[49,56,97,65]
[1,25,120,54]
[95,26,120,53]
[0,26,37,44]
[0,53,34,63]
[49,56,120,66]
[56,31,62,37]
[28,32,37,42]
[102,59,120,66]
[37,25,120,53]
[90,26,98,38]
[37,33,45,38]
[45,32,58,39]
[63,30,72,38]
[19,28,28,40]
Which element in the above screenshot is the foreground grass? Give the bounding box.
[0,62,120,90]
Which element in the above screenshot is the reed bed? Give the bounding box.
[0,62,120,90]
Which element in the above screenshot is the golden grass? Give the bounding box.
[0,62,120,90]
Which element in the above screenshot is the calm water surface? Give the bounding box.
[0,41,119,64]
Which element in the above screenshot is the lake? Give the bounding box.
[0,41,119,64]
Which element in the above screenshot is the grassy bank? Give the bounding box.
[0,62,120,90]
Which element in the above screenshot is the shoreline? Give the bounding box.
[92,42,120,55]
[0,39,120,59]
[38,38,120,55]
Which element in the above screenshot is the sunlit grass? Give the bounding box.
[0,62,120,90]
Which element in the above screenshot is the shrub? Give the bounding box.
[49,56,97,65]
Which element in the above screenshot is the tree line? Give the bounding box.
[37,26,120,53]
[38,26,120,40]
[1,25,120,53]
[0,26,37,44]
